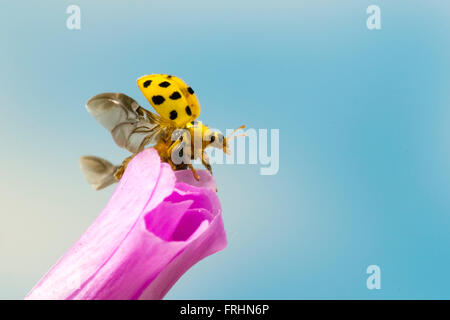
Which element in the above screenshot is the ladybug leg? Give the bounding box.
[202,151,212,175]
[188,163,200,181]
[114,154,135,180]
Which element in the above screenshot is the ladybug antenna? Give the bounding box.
[223,125,246,155]
[227,125,246,140]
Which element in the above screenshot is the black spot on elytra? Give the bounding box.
[187,87,194,94]
[152,95,165,105]
[159,81,171,88]
[167,75,173,79]
[169,91,182,100]
[170,110,178,120]
[143,80,152,88]
[185,106,192,116]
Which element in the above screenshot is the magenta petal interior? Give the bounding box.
[167,187,214,213]
[144,200,192,241]
[170,208,212,241]
[144,186,214,242]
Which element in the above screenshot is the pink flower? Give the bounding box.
[25,148,227,300]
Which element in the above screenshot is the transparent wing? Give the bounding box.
[85,93,170,153]
[79,156,118,190]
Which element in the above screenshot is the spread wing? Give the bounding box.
[85,93,173,153]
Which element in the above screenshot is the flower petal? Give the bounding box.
[174,169,217,192]
[26,148,227,300]
[26,148,166,300]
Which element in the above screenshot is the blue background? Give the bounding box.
[1,1,450,299]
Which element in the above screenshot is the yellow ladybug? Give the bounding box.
[137,74,200,127]
[81,74,244,188]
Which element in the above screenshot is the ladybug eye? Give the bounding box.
[210,135,216,143]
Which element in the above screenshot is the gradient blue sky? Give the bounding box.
[1,1,450,299]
